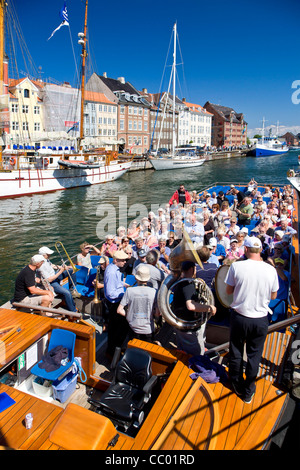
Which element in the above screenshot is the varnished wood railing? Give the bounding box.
[205,312,300,355]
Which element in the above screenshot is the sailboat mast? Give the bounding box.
[79,0,88,150]
[172,22,176,154]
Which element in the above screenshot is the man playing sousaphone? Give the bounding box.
[171,260,216,356]
[37,246,78,313]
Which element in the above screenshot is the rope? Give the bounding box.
[74,357,87,383]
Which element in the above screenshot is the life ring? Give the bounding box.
[287,169,295,177]
[44,157,49,167]
[113,152,118,160]
[9,156,16,166]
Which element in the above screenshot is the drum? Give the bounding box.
[214,264,233,308]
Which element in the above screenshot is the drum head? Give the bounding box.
[214,264,233,308]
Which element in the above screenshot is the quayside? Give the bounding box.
[0,182,299,450]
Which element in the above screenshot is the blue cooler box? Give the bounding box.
[52,371,78,403]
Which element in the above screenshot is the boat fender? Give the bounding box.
[44,157,49,167]
[9,156,16,166]
[287,170,295,177]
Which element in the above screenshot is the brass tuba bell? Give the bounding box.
[157,229,214,331]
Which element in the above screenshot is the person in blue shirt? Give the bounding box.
[104,250,129,357]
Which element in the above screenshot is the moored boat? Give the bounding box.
[149,153,206,170]
[248,118,289,157]
[0,1,132,199]
[248,137,289,157]
[148,24,207,172]
[0,181,299,450]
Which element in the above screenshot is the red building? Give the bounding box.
[203,101,247,148]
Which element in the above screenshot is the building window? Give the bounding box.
[120,105,125,114]
[12,121,19,130]
[34,123,40,131]
[24,89,30,98]
[22,122,28,131]
[11,104,18,113]
[128,120,132,130]
[22,105,29,113]
[34,106,40,114]
[120,119,124,130]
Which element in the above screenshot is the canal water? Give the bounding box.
[0,150,299,305]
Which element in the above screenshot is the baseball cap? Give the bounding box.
[113,250,128,260]
[31,254,45,264]
[275,230,284,239]
[230,238,238,243]
[207,237,217,249]
[135,265,150,282]
[138,249,147,257]
[244,237,262,249]
[282,234,291,243]
[39,246,54,255]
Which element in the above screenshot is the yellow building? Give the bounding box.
[8,77,44,149]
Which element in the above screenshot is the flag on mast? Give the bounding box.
[48,2,69,40]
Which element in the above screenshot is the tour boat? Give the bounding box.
[0,181,299,451]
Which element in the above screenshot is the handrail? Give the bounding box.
[12,302,82,320]
[205,313,300,355]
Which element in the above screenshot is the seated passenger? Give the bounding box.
[13,255,54,313]
[77,242,100,269]
[100,234,118,259]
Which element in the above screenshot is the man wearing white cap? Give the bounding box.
[38,246,77,313]
[13,255,54,312]
[117,264,158,342]
[225,237,279,404]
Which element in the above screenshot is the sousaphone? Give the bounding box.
[157,229,215,331]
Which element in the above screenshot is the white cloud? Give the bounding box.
[247,125,300,138]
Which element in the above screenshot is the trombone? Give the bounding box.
[55,241,80,296]
[55,241,79,273]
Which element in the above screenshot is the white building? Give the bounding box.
[178,100,212,148]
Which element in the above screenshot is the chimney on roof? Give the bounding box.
[103,72,107,78]
[142,88,148,94]
[118,77,125,84]
[182,97,186,102]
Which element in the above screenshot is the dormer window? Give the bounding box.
[24,89,30,98]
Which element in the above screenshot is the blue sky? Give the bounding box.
[8,0,300,135]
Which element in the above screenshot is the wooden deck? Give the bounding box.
[0,307,296,450]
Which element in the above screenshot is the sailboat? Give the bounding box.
[0,0,132,199]
[248,118,289,157]
[149,23,206,171]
